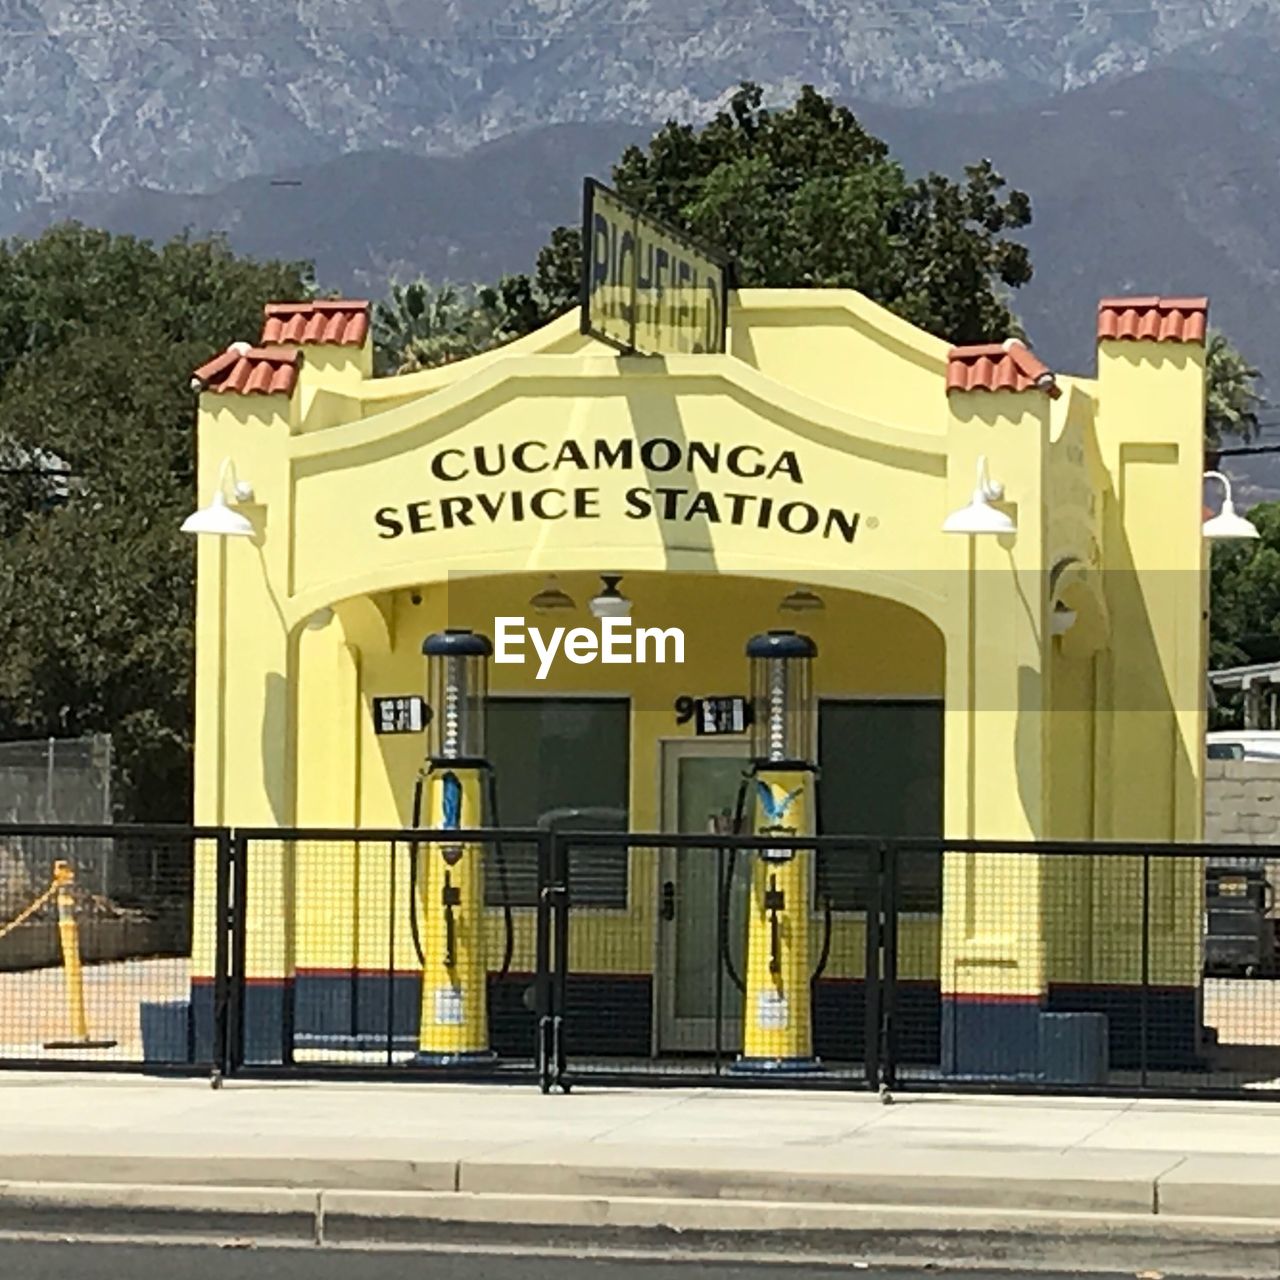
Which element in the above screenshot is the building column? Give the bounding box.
[1088,310,1208,1067]
[941,539,1050,1073]
[940,388,1051,1076]
[189,502,298,1064]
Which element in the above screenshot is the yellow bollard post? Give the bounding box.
[43,859,116,1051]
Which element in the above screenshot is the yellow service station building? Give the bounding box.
[178,271,1212,1076]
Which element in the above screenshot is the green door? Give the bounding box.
[658,741,752,1053]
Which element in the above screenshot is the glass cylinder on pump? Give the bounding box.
[425,630,490,764]
[749,631,815,768]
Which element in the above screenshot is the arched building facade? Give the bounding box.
[182,289,1210,1075]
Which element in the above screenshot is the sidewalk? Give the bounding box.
[3,1074,1280,1271]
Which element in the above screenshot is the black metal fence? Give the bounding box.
[221,827,549,1083]
[2,823,1280,1100]
[0,824,217,1072]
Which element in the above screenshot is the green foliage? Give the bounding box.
[372,265,585,374]
[373,280,502,374]
[1205,330,1264,447]
[0,224,311,820]
[507,82,1033,343]
[1204,335,1269,700]
[1210,502,1280,670]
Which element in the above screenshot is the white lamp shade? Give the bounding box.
[589,594,633,619]
[588,573,632,618]
[1203,501,1259,540]
[942,497,1017,535]
[180,490,254,538]
[1050,603,1077,636]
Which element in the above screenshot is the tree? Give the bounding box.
[373,281,500,374]
[1209,502,1280,674]
[1204,331,1268,690]
[0,225,311,820]
[1205,330,1264,448]
[507,82,1033,344]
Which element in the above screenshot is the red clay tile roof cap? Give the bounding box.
[191,342,303,397]
[261,299,370,347]
[946,337,1061,398]
[1097,295,1208,344]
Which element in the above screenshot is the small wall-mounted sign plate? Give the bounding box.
[373,695,427,735]
[694,695,749,736]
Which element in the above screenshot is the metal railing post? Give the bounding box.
[212,828,232,1082]
[227,830,247,1076]
[386,838,398,1067]
[1140,851,1151,1088]
[535,828,554,1093]
[882,839,900,1090]
[863,841,883,1092]
[551,830,570,1091]
[714,845,726,1076]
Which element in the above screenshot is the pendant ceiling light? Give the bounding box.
[779,587,825,613]
[529,575,576,612]
[589,574,632,619]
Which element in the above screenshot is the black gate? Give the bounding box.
[541,831,882,1091]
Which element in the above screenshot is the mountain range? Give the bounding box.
[5,2,1280,494]
[3,0,1274,219]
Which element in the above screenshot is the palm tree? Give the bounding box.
[1206,330,1264,447]
[373,281,502,375]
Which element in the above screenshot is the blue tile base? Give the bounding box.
[942,997,1042,1076]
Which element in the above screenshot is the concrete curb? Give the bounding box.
[1,1183,1279,1277]
[457,1153,1170,1214]
[0,1155,459,1193]
[7,1149,1280,1218]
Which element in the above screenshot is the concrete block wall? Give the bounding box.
[1205,760,1280,915]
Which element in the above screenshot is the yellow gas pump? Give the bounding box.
[733,629,822,1075]
[413,628,495,1066]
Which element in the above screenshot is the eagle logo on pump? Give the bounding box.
[440,771,464,865]
[755,780,803,824]
[756,779,804,863]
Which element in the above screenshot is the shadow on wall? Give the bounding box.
[262,670,290,826]
[623,359,716,568]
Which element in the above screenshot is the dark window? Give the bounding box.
[816,699,943,912]
[486,697,630,906]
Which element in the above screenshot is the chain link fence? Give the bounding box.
[0,737,113,906]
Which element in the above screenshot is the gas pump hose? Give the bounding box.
[486,767,517,980]
[407,769,515,978]
[718,771,834,994]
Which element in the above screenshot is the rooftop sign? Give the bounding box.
[580,178,731,356]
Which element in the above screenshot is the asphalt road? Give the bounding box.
[0,1240,1230,1280]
